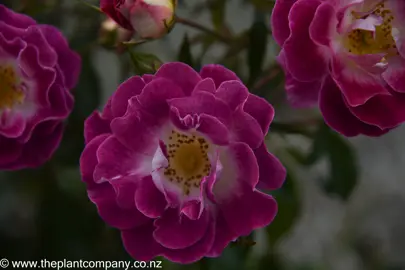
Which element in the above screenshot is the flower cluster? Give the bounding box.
[0,4,80,169]
[271,0,405,136]
[80,62,286,263]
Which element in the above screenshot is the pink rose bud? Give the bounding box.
[100,0,176,39]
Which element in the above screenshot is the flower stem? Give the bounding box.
[175,16,232,44]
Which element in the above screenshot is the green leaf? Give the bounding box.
[247,21,268,87]
[178,34,194,67]
[267,169,300,246]
[128,51,163,75]
[308,124,358,200]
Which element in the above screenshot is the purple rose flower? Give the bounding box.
[80,62,286,263]
[0,5,81,169]
[271,0,405,136]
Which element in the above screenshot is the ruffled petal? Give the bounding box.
[231,108,263,149]
[112,76,145,117]
[243,94,275,134]
[216,80,249,111]
[206,214,236,257]
[320,76,388,137]
[153,208,209,249]
[382,57,405,93]
[137,77,184,119]
[135,176,167,218]
[200,64,240,88]
[348,93,405,130]
[213,142,259,201]
[270,0,298,46]
[220,184,278,237]
[0,136,21,166]
[155,62,201,96]
[38,25,81,89]
[80,134,110,184]
[93,136,152,182]
[168,91,232,127]
[122,222,165,261]
[84,111,112,144]
[331,55,390,106]
[283,0,329,81]
[163,218,215,264]
[193,78,216,94]
[110,109,160,156]
[309,2,337,47]
[0,4,36,29]
[254,143,286,190]
[196,114,230,146]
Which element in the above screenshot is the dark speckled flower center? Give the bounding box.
[0,65,25,110]
[164,130,212,195]
[345,2,399,57]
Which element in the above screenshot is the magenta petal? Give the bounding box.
[309,2,337,47]
[0,4,36,29]
[137,77,184,118]
[122,222,165,261]
[270,0,298,46]
[193,78,216,94]
[168,91,232,127]
[206,214,236,257]
[320,76,387,137]
[112,76,145,117]
[348,93,405,130]
[331,55,390,106]
[155,62,201,96]
[38,25,81,89]
[228,142,259,189]
[153,208,209,249]
[200,64,241,88]
[254,143,286,190]
[382,57,405,93]
[90,183,150,230]
[231,108,263,149]
[163,218,215,264]
[220,186,277,236]
[142,74,155,84]
[283,0,328,81]
[0,112,26,138]
[197,114,230,145]
[23,26,57,68]
[110,109,159,156]
[135,176,167,218]
[243,94,275,134]
[84,111,112,144]
[216,80,249,111]
[80,134,110,184]
[94,136,151,182]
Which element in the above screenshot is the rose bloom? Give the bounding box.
[100,0,176,39]
[271,0,405,136]
[80,62,286,263]
[0,5,80,169]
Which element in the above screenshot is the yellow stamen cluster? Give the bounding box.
[346,2,399,57]
[0,65,25,110]
[163,130,212,195]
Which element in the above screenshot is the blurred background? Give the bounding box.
[1,0,405,269]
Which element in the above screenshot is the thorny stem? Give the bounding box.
[175,16,232,44]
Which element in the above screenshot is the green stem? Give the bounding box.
[175,16,232,44]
